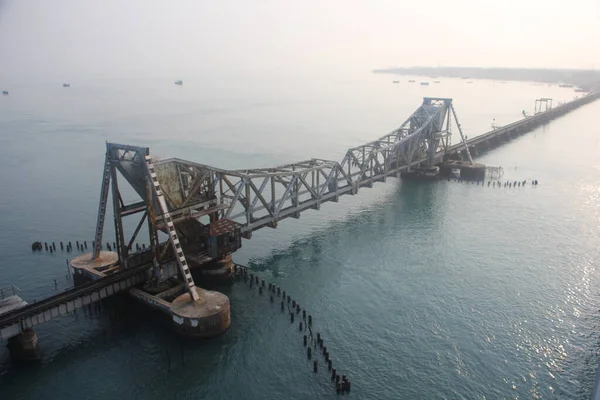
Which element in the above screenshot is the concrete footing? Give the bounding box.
[441,160,486,181]
[459,164,486,180]
[7,329,41,361]
[130,284,231,339]
[194,255,234,283]
[170,290,230,338]
[70,251,120,280]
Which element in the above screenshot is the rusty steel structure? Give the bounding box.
[89,93,600,296]
[91,98,468,298]
[3,93,599,347]
[210,97,469,235]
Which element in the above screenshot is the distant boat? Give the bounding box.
[175,80,183,85]
[2,90,8,95]
[392,80,399,83]
[420,82,429,86]
[408,80,415,83]
[63,83,70,87]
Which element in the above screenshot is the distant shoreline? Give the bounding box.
[373,67,600,91]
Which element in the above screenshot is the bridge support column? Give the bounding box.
[7,329,42,361]
[193,255,234,283]
[439,165,452,178]
[170,290,230,338]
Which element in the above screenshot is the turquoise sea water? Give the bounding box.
[1,73,599,399]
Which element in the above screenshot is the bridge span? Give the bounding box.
[2,92,598,358]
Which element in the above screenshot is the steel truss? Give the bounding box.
[156,97,469,235]
[92,97,470,294]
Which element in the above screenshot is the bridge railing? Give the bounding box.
[209,104,452,234]
[447,92,599,153]
[0,285,21,300]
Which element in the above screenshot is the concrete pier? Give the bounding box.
[129,282,231,338]
[7,329,41,360]
[440,160,487,180]
[70,251,119,279]
[3,93,598,358]
[194,255,234,283]
[170,291,230,338]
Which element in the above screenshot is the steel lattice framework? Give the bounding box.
[205,97,470,234]
[92,97,470,298]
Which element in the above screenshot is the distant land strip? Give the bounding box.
[373,67,600,91]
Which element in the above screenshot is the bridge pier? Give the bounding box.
[490,135,500,148]
[439,165,453,178]
[192,256,234,283]
[7,329,41,361]
[459,164,486,181]
[440,160,486,181]
[170,291,231,338]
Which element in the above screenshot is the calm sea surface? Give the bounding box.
[1,72,599,399]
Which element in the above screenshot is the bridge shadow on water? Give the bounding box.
[247,179,447,277]
[0,179,452,399]
[0,290,255,398]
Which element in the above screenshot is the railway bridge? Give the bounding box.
[2,92,598,359]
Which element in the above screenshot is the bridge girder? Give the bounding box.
[93,97,467,277]
[167,97,461,234]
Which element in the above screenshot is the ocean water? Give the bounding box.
[0,72,599,399]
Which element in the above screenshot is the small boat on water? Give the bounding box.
[408,80,415,83]
[392,80,399,83]
[175,80,183,85]
[63,83,70,87]
[420,82,429,86]
[2,90,8,95]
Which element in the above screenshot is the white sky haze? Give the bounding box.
[0,0,598,78]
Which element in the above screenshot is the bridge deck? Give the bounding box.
[0,263,152,340]
[2,92,598,341]
[447,92,600,155]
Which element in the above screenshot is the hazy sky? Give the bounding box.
[1,0,599,78]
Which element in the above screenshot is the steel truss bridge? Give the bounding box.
[2,93,598,339]
[92,97,473,300]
